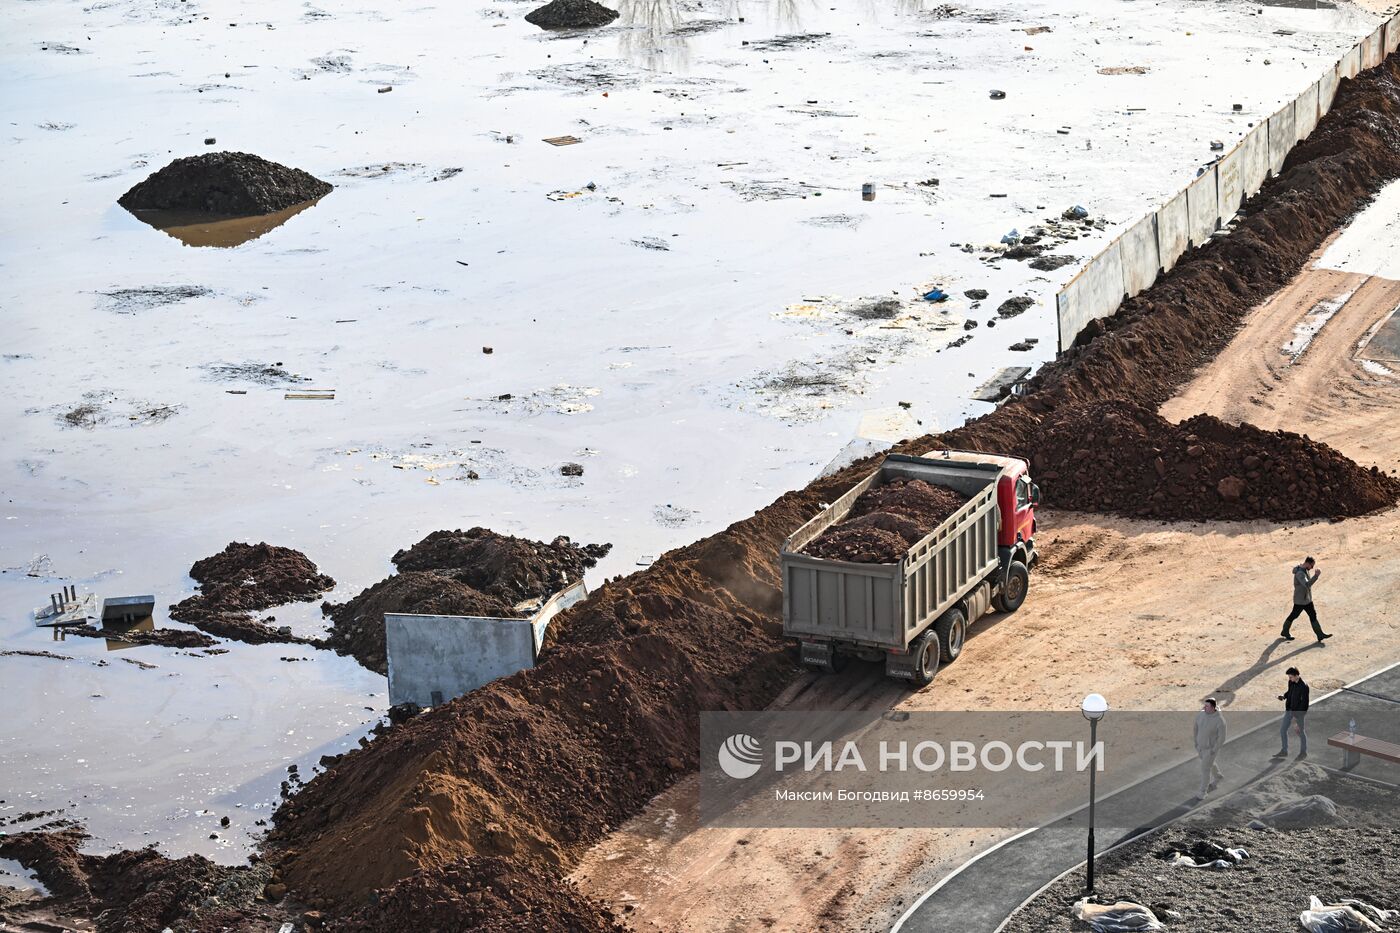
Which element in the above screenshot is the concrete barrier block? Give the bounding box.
[1268,104,1296,175]
[1240,123,1269,196]
[1055,239,1126,350]
[1296,82,1320,141]
[1217,145,1244,219]
[1157,188,1190,273]
[1187,167,1219,248]
[1341,43,1361,79]
[1363,26,1384,70]
[386,613,537,708]
[1388,13,1400,54]
[1121,214,1160,297]
[1320,66,1340,115]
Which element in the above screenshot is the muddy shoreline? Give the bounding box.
[8,49,1400,933]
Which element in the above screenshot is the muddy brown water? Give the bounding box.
[123,197,324,248]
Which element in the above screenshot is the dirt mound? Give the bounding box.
[806,478,968,562]
[66,623,218,649]
[1028,401,1399,521]
[261,54,1400,928]
[524,0,620,29]
[325,529,609,673]
[118,151,333,216]
[392,528,610,604]
[323,571,517,672]
[0,829,295,933]
[169,542,335,647]
[327,856,626,932]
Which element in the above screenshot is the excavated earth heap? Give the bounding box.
[118,151,333,216]
[805,477,968,562]
[324,528,611,673]
[168,541,335,646]
[524,0,620,29]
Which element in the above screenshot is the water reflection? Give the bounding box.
[101,615,154,651]
[124,196,323,248]
[617,0,691,72]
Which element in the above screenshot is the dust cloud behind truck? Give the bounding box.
[781,451,1039,686]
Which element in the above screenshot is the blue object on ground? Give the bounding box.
[923,288,949,302]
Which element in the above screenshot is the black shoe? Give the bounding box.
[1296,753,1308,761]
[1280,634,1295,641]
[1271,751,1287,759]
[1318,633,1333,642]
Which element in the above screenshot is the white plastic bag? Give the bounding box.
[1299,895,1382,933]
[1072,898,1164,932]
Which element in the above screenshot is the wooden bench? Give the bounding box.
[1328,732,1400,771]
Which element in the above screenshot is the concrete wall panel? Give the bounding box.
[1388,14,1400,54]
[1320,66,1340,115]
[1187,167,1219,248]
[1240,124,1269,196]
[1296,82,1320,141]
[1056,239,1125,350]
[386,613,536,708]
[1268,105,1296,175]
[1216,146,1243,220]
[1341,43,1361,79]
[1363,27,1384,70]
[1121,214,1160,297]
[1157,188,1190,273]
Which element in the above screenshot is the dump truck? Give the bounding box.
[781,450,1039,686]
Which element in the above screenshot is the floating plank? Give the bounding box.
[542,135,582,146]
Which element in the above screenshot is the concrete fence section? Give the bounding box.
[1296,81,1320,142]
[1054,26,1393,351]
[1157,189,1190,273]
[385,580,587,708]
[1185,169,1218,249]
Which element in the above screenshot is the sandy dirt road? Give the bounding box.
[573,247,1400,933]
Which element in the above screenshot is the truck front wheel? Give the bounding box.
[992,561,1029,614]
[910,630,939,687]
[934,608,967,663]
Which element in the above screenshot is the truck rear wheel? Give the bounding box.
[934,608,967,663]
[992,561,1029,614]
[909,630,939,687]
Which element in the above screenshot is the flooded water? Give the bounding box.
[0,0,1383,862]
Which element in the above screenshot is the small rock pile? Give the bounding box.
[524,0,619,29]
[119,151,333,216]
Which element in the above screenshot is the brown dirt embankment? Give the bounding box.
[118,151,332,216]
[323,528,611,673]
[266,55,1400,924]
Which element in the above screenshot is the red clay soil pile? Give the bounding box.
[327,856,627,933]
[168,542,335,647]
[324,528,610,674]
[1026,401,1399,521]
[118,151,332,217]
[0,829,297,933]
[806,477,968,562]
[258,55,1400,929]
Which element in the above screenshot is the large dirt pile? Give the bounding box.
[118,151,333,216]
[806,477,968,562]
[524,0,620,29]
[324,529,610,673]
[1027,401,1399,521]
[328,856,627,932]
[260,55,1400,928]
[0,829,296,933]
[169,542,335,647]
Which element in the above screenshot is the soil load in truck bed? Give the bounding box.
[804,477,969,563]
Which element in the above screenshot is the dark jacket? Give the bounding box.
[1284,679,1310,712]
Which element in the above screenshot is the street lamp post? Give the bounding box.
[1081,693,1109,895]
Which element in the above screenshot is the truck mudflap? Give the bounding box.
[799,640,843,673]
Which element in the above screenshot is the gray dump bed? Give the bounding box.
[781,452,1005,651]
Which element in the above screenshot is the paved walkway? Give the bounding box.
[891,661,1400,933]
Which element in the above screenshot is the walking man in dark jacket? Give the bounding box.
[1272,667,1310,760]
[1281,557,1331,644]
